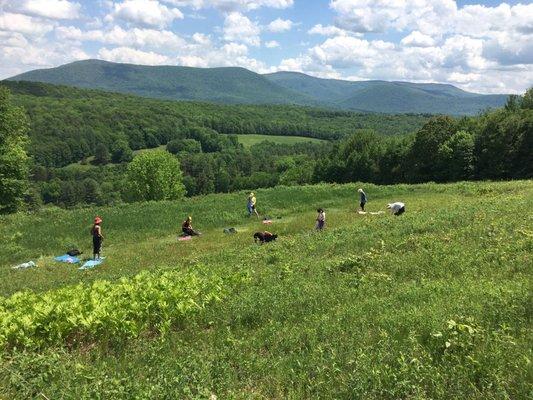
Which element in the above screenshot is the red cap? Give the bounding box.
[94,216,102,224]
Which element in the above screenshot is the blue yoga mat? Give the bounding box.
[79,258,105,270]
[54,254,80,264]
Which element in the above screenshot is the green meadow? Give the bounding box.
[1,181,532,399]
[234,134,324,147]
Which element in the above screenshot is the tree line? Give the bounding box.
[0,82,531,213]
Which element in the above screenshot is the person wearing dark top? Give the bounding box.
[91,216,104,260]
[358,188,367,211]
[182,216,201,236]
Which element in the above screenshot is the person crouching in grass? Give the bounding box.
[387,202,405,216]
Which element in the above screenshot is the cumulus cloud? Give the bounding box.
[0,12,54,36]
[265,40,279,48]
[192,32,210,45]
[330,0,457,35]
[400,31,435,48]
[107,0,183,27]
[98,46,170,64]
[223,11,260,46]
[163,0,293,12]
[267,18,293,32]
[308,24,355,37]
[279,0,532,93]
[0,32,89,78]
[10,0,81,20]
[56,25,187,50]
[221,42,248,56]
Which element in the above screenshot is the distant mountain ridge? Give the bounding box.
[7,59,509,115]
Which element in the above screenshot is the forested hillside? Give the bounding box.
[265,71,508,114]
[9,59,508,115]
[0,80,530,212]
[2,80,427,168]
[8,59,313,105]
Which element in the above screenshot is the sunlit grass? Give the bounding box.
[0,180,531,399]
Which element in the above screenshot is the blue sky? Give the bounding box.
[0,0,531,93]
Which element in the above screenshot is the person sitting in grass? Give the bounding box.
[182,216,201,236]
[387,202,405,216]
[91,216,104,260]
[247,192,259,218]
[358,188,367,211]
[316,208,326,230]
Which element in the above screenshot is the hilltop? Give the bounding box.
[0,180,531,398]
[8,59,508,115]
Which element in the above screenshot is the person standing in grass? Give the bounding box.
[358,188,367,211]
[247,192,259,218]
[316,208,326,230]
[91,216,104,260]
[387,202,405,216]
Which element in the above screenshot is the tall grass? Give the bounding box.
[0,180,531,399]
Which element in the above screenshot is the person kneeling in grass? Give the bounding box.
[182,216,201,236]
[387,202,405,216]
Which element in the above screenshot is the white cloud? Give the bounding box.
[300,0,533,93]
[483,32,533,66]
[107,0,183,27]
[0,34,89,78]
[265,40,279,48]
[330,0,457,35]
[56,25,187,50]
[98,46,170,64]
[12,0,81,20]
[308,24,354,37]
[0,12,54,36]
[267,18,293,32]
[223,12,260,46]
[163,0,293,12]
[221,42,248,56]
[192,32,210,45]
[400,31,435,48]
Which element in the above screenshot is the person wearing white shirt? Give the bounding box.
[387,202,405,216]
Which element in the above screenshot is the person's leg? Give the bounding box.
[93,237,98,260]
[361,202,365,211]
[95,240,101,259]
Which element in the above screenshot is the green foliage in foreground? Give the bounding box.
[0,180,532,398]
[0,269,245,351]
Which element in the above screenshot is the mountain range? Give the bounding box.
[7,59,509,115]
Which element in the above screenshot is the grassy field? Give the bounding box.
[235,134,324,147]
[0,181,532,399]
